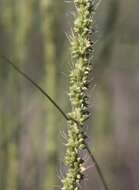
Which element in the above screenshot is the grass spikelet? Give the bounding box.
[62,1,95,190]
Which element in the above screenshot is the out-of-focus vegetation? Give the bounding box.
[0,0,139,190]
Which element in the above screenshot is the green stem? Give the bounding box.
[0,54,109,190]
[85,144,109,190]
[0,55,68,121]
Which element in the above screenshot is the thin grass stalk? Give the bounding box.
[1,48,109,190]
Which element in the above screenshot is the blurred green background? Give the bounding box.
[0,0,139,190]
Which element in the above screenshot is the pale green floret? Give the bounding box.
[62,0,94,189]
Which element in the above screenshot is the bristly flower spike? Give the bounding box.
[62,1,95,190]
